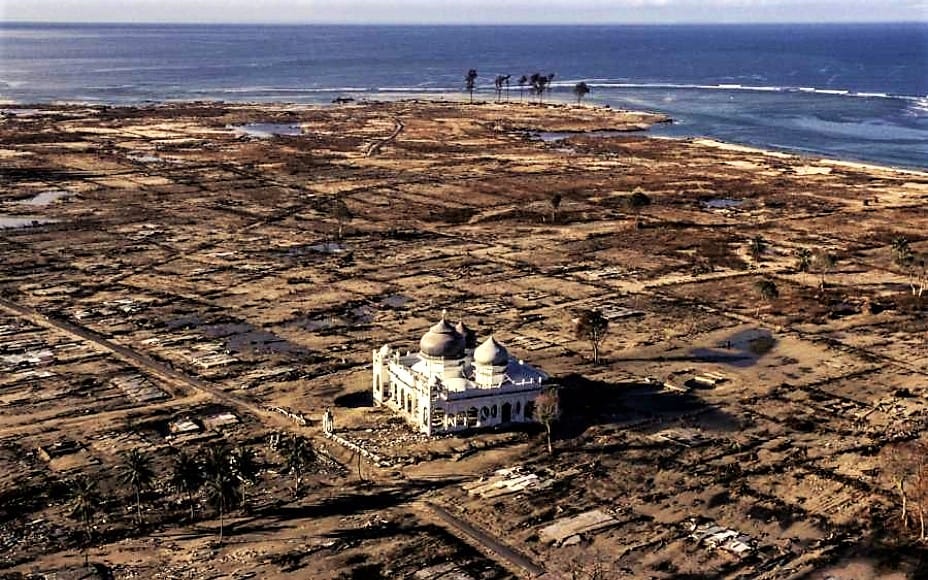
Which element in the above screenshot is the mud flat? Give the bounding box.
[2,100,928,578]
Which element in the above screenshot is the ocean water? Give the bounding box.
[1,23,926,168]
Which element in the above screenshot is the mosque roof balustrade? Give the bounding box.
[440,374,546,399]
[386,361,423,390]
[441,379,545,402]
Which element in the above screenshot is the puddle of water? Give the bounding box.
[166,315,202,330]
[2,108,41,117]
[536,130,631,142]
[20,191,71,206]
[0,215,55,228]
[703,198,743,209]
[537,131,573,142]
[225,329,306,355]
[299,305,370,331]
[308,242,347,254]
[382,294,410,309]
[350,306,374,324]
[231,123,303,138]
[203,323,253,339]
[302,316,344,331]
[128,154,163,163]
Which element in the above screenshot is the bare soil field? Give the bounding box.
[2,99,928,579]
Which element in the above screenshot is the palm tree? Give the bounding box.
[813,249,837,290]
[204,469,239,544]
[332,195,353,240]
[573,81,590,104]
[754,279,779,316]
[545,73,556,101]
[892,236,913,268]
[748,235,767,264]
[517,75,528,101]
[281,435,316,498]
[119,449,155,528]
[624,188,651,228]
[465,69,478,103]
[794,247,812,273]
[170,450,204,520]
[494,75,510,103]
[230,445,259,510]
[549,192,562,223]
[68,475,102,566]
[201,443,238,543]
[529,73,542,103]
[890,237,928,299]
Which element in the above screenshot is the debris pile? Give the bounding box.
[539,509,620,546]
[688,520,755,557]
[463,466,553,499]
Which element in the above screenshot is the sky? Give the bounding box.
[3,0,927,24]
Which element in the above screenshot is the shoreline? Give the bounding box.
[654,135,928,177]
[2,97,926,175]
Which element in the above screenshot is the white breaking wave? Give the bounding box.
[187,86,459,95]
[134,82,926,106]
[189,86,372,94]
[905,96,928,117]
[547,80,921,101]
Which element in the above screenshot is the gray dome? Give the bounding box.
[474,336,509,366]
[455,321,478,350]
[419,318,465,359]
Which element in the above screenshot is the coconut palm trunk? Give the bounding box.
[900,480,909,527]
[218,496,225,544]
[545,421,553,455]
[134,486,142,525]
[119,449,154,530]
[920,506,926,540]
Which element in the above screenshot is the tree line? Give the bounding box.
[67,434,318,563]
[465,69,592,105]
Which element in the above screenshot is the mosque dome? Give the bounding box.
[455,321,478,350]
[419,318,465,359]
[474,336,509,366]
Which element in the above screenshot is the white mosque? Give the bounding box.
[372,313,549,435]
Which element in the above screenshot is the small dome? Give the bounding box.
[455,321,478,349]
[419,318,465,359]
[379,344,392,356]
[474,336,509,366]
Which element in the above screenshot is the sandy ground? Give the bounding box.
[1,100,928,578]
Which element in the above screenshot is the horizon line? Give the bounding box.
[4,19,927,26]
